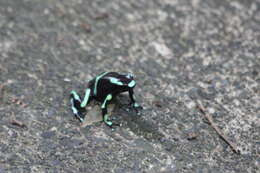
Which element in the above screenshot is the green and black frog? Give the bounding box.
[70,72,142,128]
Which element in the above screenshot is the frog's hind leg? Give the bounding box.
[70,88,91,122]
[80,88,91,108]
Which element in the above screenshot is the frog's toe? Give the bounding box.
[131,103,142,109]
[136,105,143,110]
[111,116,117,120]
[133,104,142,114]
[105,121,113,127]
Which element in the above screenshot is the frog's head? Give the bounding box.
[126,73,134,80]
[124,73,135,88]
[116,72,135,88]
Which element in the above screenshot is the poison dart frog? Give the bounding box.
[70,72,142,128]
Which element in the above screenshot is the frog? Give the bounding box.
[70,72,142,128]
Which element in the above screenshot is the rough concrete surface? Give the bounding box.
[0,0,259,172]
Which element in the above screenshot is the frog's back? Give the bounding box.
[87,72,109,88]
[88,71,134,101]
[87,72,115,98]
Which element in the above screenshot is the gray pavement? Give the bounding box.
[0,0,259,172]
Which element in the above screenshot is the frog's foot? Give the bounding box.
[70,91,86,122]
[131,103,143,115]
[104,114,120,129]
[111,116,117,120]
[70,102,85,122]
[74,112,85,122]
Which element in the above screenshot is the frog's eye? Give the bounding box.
[126,73,134,79]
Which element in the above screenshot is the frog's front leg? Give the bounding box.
[70,88,91,122]
[128,88,143,111]
[101,94,114,127]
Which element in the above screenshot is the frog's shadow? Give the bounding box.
[115,95,164,141]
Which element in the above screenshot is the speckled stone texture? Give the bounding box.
[0,0,259,172]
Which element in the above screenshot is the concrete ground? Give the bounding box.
[0,0,259,172]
